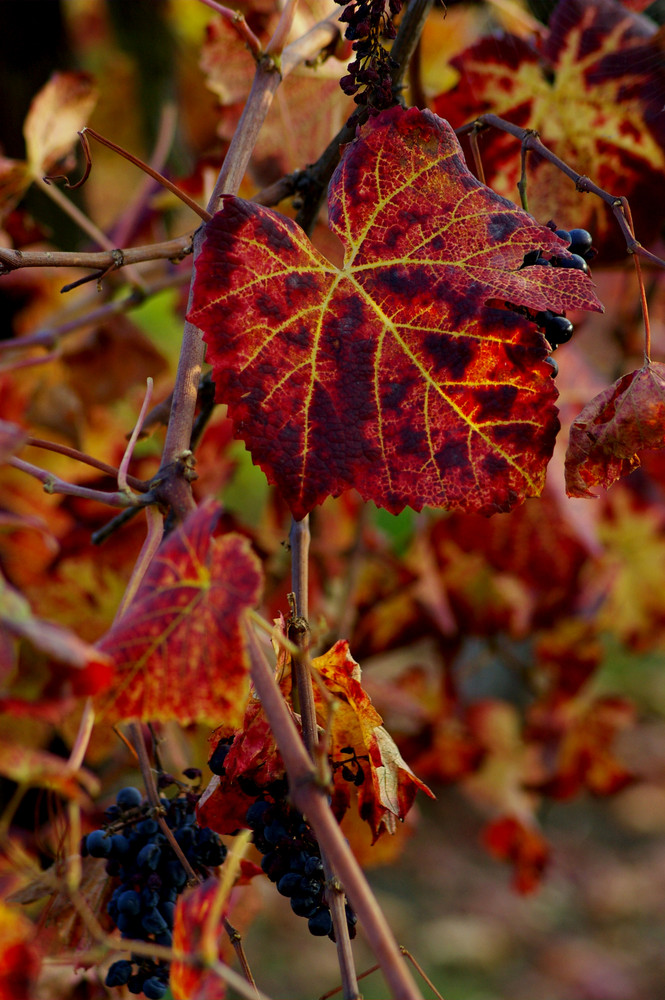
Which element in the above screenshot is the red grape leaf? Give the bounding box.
[565,362,665,497]
[435,0,665,259]
[528,696,635,799]
[189,105,602,519]
[95,500,263,725]
[0,902,42,1000]
[171,879,226,1000]
[482,815,550,894]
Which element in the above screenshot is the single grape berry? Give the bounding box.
[208,741,232,775]
[544,357,559,377]
[116,889,141,916]
[554,228,571,244]
[105,960,132,988]
[143,978,167,1000]
[568,228,593,257]
[86,829,112,858]
[116,787,143,811]
[544,315,574,347]
[308,907,333,937]
[554,253,588,273]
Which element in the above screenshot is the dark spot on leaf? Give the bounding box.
[488,213,520,241]
[474,384,519,422]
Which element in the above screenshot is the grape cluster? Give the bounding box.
[83,783,226,999]
[334,0,402,113]
[519,227,595,375]
[244,779,357,941]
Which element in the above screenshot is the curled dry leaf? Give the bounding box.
[565,361,665,497]
[0,72,97,219]
[96,500,263,726]
[190,105,602,519]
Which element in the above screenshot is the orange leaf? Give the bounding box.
[0,569,113,721]
[96,500,263,725]
[565,362,665,497]
[171,879,226,1000]
[314,641,434,840]
[482,815,549,894]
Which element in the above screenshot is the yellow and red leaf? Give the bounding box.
[189,105,601,519]
[565,362,665,497]
[96,501,263,725]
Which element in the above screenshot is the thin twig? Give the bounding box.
[198,0,263,58]
[25,437,150,491]
[0,234,194,275]
[118,378,154,495]
[127,720,201,886]
[457,114,665,269]
[620,196,652,362]
[246,627,423,1000]
[81,128,211,223]
[7,456,149,507]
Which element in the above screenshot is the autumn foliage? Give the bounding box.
[2,0,665,998]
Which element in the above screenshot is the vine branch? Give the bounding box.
[457,114,665,269]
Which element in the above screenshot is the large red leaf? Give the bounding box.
[565,362,665,497]
[189,106,602,519]
[435,0,665,259]
[95,501,263,725]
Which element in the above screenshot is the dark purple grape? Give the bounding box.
[304,856,324,877]
[245,799,272,828]
[105,960,132,987]
[116,786,143,811]
[208,740,232,775]
[143,977,167,1000]
[136,843,161,871]
[308,907,333,936]
[165,860,187,889]
[277,872,306,897]
[127,975,146,996]
[86,830,112,858]
[554,253,588,272]
[568,228,593,256]
[141,888,160,910]
[544,315,574,346]
[142,908,168,935]
[160,901,176,928]
[117,890,141,916]
[290,895,320,918]
[136,819,159,837]
[554,228,571,244]
[544,357,559,377]
[116,912,140,936]
[110,834,130,858]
